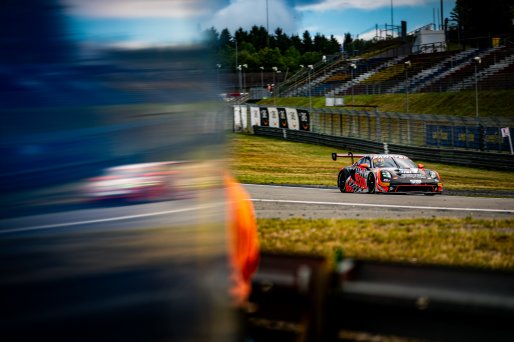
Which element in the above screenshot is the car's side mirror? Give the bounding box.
[360,163,369,169]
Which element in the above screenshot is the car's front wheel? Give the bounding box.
[367,174,376,194]
[338,170,348,193]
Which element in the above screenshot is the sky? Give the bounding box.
[65,0,456,48]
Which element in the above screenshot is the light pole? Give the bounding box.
[404,60,411,114]
[307,64,313,112]
[216,64,221,91]
[276,70,281,100]
[260,66,264,88]
[272,66,280,105]
[474,56,481,118]
[350,63,356,105]
[242,64,247,94]
[237,64,242,94]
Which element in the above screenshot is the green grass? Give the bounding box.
[257,218,514,270]
[259,90,514,118]
[230,133,514,191]
[230,133,514,270]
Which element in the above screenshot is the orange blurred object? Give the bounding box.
[224,173,260,307]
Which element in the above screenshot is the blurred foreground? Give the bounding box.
[1,1,241,341]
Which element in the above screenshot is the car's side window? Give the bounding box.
[357,157,370,167]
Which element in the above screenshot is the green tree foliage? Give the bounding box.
[343,32,353,55]
[302,30,313,53]
[206,26,342,72]
[257,47,284,70]
[449,0,514,47]
[219,28,232,49]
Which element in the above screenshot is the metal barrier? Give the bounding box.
[311,107,514,153]
[253,126,514,170]
[248,253,514,342]
[244,105,514,153]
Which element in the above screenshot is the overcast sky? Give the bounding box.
[66,0,456,47]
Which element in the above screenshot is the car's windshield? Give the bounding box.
[372,157,397,168]
[392,157,417,169]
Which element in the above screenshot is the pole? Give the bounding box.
[266,0,269,46]
[242,64,247,94]
[308,65,313,112]
[404,61,410,114]
[440,0,444,31]
[475,62,479,118]
[405,68,408,114]
[350,63,356,105]
[391,0,394,30]
[508,130,514,155]
[351,68,354,105]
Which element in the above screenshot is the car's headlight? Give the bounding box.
[380,170,392,180]
[428,170,439,180]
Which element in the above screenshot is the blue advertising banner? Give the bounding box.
[426,125,454,147]
[427,125,510,151]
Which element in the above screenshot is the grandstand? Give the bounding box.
[280,38,514,99]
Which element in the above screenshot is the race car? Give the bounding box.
[332,152,443,195]
[81,162,186,203]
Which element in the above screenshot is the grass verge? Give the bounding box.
[230,133,514,191]
[230,133,514,270]
[258,217,514,270]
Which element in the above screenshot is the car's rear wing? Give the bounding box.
[331,152,364,164]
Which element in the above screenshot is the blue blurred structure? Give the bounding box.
[0,2,238,341]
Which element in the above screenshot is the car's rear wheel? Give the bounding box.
[367,174,376,194]
[338,170,348,193]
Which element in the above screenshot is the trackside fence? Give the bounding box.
[237,105,514,169]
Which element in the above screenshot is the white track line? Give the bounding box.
[251,199,514,214]
[0,204,219,235]
[244,184,333,191]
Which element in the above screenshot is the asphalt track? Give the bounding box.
[1,184,514,234]
[245,184,514,220]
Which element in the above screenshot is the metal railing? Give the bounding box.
[246,104,514,169]
[248,252,514,342]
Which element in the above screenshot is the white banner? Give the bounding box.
[285,107,299,130]
[240,106,248,130]
[268,107,279,128]
[250,107,260,127]
[501,127,510,138]
[233,105,242,131]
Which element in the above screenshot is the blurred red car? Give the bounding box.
[82,162,184,202]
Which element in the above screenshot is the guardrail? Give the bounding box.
[253,126,514,170]
[248,253,514,342]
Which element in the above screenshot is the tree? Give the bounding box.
[343,32,353,55]
[302,30,313,53]
[234,27,249,46]
[313,33,329,54]
[328,35,342,54]
[204,27,220,51]
[450,0,514,47]
[273,27,291,53]
[257,47,284,70]
[219,28,233,49]
[301,51,323,66]
[249,25,269,51]
[283,46,301,71]
[290,34,303,52]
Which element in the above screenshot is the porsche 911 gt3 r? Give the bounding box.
[332,152,443,195]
